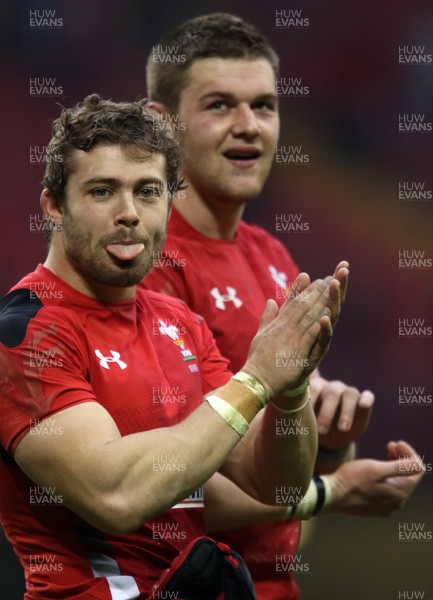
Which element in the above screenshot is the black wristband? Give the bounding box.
[313,475,326,515]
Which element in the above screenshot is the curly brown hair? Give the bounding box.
[44,94,183,205]
[146,13,279,113]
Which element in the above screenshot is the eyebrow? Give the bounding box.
[199,91,278,103]
[82,177,164,188]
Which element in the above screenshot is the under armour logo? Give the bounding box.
[268,265,288,288]
[210,287,243,310]
[94,349,127,370]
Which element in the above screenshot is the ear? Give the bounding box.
[40,188,64,231]
[147,100,169,117]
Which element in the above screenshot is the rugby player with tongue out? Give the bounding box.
[42,144,170,301]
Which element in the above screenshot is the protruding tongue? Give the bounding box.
[106,243,144,260]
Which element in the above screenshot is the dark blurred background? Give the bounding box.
[0,0,432,597]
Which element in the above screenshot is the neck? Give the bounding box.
[174,188,245,240]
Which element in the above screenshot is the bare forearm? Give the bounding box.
[204,473,286,532]
[248,400,317,503]
[315,443,356,475]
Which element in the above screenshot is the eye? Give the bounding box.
[91,188,111,198]
[252,100,276,112]
[207,100,229,111]
[138,187,160,199]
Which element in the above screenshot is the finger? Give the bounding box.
[389,440,426,470]
[391,439,422,459]
[280,272,311,306]
[315,312,333,352]
[280,277,329,329]
[333,260,349,277]
[358,389,375,410]
[338,389,374,432]
[257,299,279,333]
[377,458,425,481]
[327,278,342,326]
[315,382,345,435]
[333,261,350,304]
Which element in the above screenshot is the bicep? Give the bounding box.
[14,401,122,525]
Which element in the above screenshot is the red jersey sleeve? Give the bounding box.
[0,293,96,455]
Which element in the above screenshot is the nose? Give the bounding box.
[231,104,260,139]
[114,193,140,228]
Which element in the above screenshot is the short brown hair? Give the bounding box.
[146,13,279,113]
[44,93,183,204]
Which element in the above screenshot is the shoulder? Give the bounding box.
[0,287,82,349]
[238,221,297,259]
[0,288,44,347]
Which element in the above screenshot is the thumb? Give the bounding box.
[379,458,425,481]
[257,299,279,333]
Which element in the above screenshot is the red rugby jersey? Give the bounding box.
[143,207,302,600]
[0,264,231,599]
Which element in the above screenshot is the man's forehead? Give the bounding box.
[66,145,167,181]
[184,57,276,92]
[68,144,165,168]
